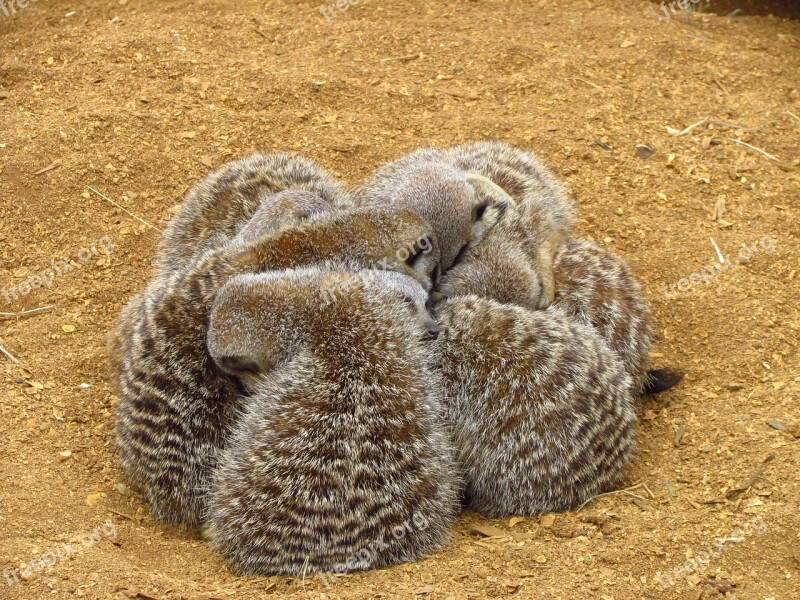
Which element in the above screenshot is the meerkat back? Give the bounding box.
[432,295,638,517]
[550,239,655,394]
[203,266,459,575]
[157,152,347,274]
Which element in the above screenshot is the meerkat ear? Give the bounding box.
[214,355,261,376]
[465,173,514,244]
[465,173,517,209]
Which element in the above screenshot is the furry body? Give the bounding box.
[203,266,459,574]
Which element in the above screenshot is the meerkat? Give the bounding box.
[549,239,658,394]
[203,265,459,575]
[442,140,576,308]
[355,148,512,276]
[431,295,638,517]
[231,188,332,244]
[438,235,679,395]
[156,152,348,275]
[434,204,546,311]
[112,208,441,525]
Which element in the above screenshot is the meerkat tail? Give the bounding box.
[643,368,683,395]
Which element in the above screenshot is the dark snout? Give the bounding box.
[423,317,440,340]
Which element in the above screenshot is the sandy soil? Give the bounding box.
[1,1,798,598]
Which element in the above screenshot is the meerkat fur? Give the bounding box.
[432,295,638,517]
[203,265,460,575]
[112,208,442,525]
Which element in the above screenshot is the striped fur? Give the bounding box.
[113,248,247,525]
[203,266,459,575]
[432,295,638,517]
[156,152,348,276]
[111,208,441,525]
[551,239,654,394]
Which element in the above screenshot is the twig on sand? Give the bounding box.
[668,117,759,135]
[786,110,800,123]
[85,185,163,232]
[380,52,420,62]
[729,137,780,162]
[667,117,709,136]
[577,482,647,512]
[572,77,602,90]
[0,306,54,320]
[642,482,656,500]
[726,453,775,500]
[709,69,729,95]
[707,119,758,132]
[0,343,19,363]
[33,160,62,176]
[299,555,311,595]
[710,237,725,263]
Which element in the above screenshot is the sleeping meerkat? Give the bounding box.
[551,239,652,394]
[111,208,440,525]
[442,140,576,308]
[435,203,546,311]
[437,235,680,396]
[156,152,348,275]
[203,265,459,575]
[355,148,512,277]
[231,188,332,244]
[432,295,638,517]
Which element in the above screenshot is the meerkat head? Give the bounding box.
[207,264,438,385]
[368,209,442,293]
[220,208,442,293]
[206,270,300,379]
[384,162,513,271]
[360,268,440,340]
[232,189,331,244]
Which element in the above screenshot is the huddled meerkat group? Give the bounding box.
[110,141,680,576]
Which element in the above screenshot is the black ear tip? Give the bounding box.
[644,368,683,394]
[495,201,509,217]
[426,291,447,310]
[215,355,260,376]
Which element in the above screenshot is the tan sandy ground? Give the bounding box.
[0,1,798,598]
